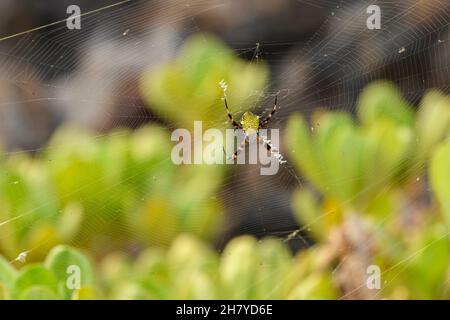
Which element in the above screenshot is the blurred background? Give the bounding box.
[0,0,449,299]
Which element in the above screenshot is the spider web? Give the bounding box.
[0,0,449,299]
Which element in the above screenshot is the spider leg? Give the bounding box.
[257,133,287,164]
[257,134,272,152]
[228,136,248,160]
[259,94,278,127]
[223,96,242,130]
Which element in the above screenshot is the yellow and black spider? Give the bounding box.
[222,93,278,160]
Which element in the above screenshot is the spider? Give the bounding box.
[222,93,279,160]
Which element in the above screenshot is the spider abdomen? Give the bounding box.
[240,111,260,135]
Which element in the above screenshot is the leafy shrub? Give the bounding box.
[0,35,449,299]
[286,82,450,299]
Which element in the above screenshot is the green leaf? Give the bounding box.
[291,189,324,240]
[167,234,216,273]
[255,238,292,299]
[416,91,450,160]
[71,286,98,300]
[44,245,94,299]
[361,120,413,194]
[19,285,59,300]
[141,34,268,130]
[0,256,17,291]
[285,114,324,190]
[0,283,10,300]
[172,271,216,300]
[314,112,362,202]
[12,265,57,299]
[430,139,450,224]
[220,236,259,299]
[287,273,337,300]
[400,225,450,299]
[358,82,414,127]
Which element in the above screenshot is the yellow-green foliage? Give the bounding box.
[141,34,269,130]
[0,35,449,300]
[0,237,338,300]
[286,82,450,299]
[0,125,225,260]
